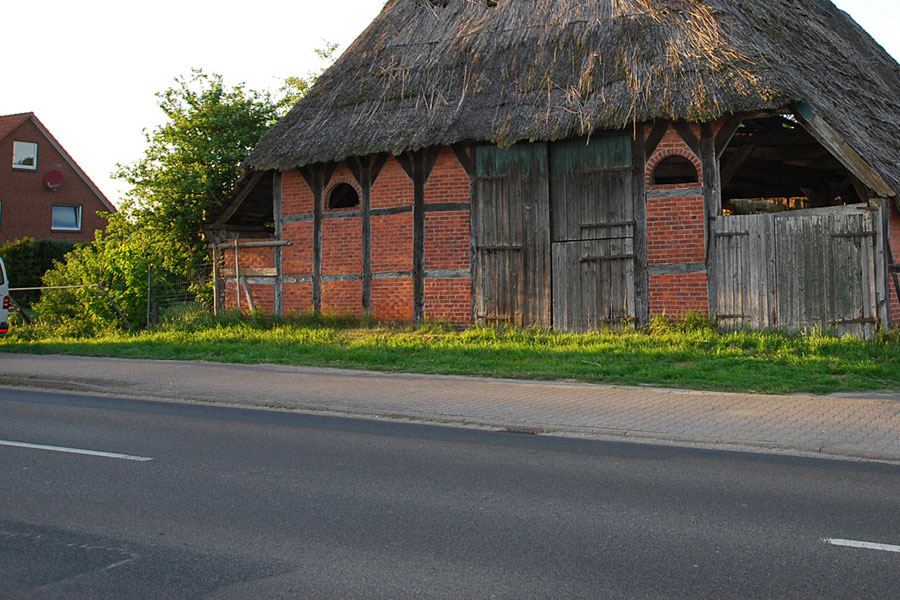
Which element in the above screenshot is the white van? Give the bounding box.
[0,257,9,334]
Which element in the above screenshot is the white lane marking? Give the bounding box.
[824,538,900,553]
[0,439,153,462]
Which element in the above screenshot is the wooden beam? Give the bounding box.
[299,163,336,312]
[645,120,668,157]
[451,143,474,178]
[632,124,649,325]
[399,147,441,323]
[674,122,701,157]
[349,153,389,313]
[720,145,755,188]
[715,117,742,159]
[211,170,264,227]
[793,102,895,198]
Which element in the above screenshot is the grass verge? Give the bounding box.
[1,313,899,395]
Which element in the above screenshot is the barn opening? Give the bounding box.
[719,114,866,216]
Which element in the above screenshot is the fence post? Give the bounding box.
[95,285,135,333]
[146,267,152,329]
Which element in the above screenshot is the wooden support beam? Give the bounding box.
[451,143,474,178]
[348,153,389,314]
[720,145,755,188]
[793,102,895,198]
[715,117,743,159]
[299,163,337,312]
[632,124,649,325]
[645,120,668,157]
[398,147,441,323]
[272,171,283,318]
[674,122,702,157]
[211,170,264,227]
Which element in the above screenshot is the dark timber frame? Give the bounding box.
[299,162,337,312]
[348,154,389,313]
[397,148,440,322]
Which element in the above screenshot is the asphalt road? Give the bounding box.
[1,387,899,599]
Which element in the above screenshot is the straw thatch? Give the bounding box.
[246,0,900,195]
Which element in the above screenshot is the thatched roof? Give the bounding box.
[246,0,900,196]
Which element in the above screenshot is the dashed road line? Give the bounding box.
[823,538,900,553]
[0,439,153,462]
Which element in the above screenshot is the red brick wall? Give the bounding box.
[280,169,316,314]
[222,246,275,314]
[648,273,708,318]
[0,117,112,245]
[320,165,363,315]
[282,168,314,215]
[372,278,414,322]
[423,148,471,323]
[425,279,472,324]
[645,124,709,317]
[890,201,900,327]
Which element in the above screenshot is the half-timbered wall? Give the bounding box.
[224,147,472,323]
[645,125,709,318]
[890,201,900,325]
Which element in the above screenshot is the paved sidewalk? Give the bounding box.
[1,353,899,462]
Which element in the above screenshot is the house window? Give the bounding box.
[12,141,38,170]
[52,205,81,231]
[327,183,360,209]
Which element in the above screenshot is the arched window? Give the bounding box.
[327,183,359,209]
[651,156,698,185]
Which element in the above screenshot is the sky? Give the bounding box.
[5,0,900,207]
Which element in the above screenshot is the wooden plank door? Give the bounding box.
[472,143,551,327]
[550,136,636,331]
[709,213,777,331]
[774,207,877,337]
[711,205,878,336]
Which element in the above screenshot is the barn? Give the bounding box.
[208,0,900,336]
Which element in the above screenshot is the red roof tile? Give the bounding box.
[0,112,33,142]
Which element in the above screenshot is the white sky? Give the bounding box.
[5,0,899,207]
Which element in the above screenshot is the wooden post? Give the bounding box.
[700,121,721,318]
[348,154,389,314]
[234,237,241,312]
[873,196,890,329]
[211,242,220,317]
[398,148,440,323]
[633,124,649,325]
[300,163,336,313]
[452,143,477,325]
[272,171,283,318]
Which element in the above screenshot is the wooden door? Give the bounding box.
[550,136,636,331]
[774,208,877,337]
[711,205,878,336]
[472,143,551,327]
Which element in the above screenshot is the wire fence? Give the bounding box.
[146,263,213,328]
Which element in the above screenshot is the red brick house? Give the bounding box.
[210,0,900,335]
[0,112,115,245]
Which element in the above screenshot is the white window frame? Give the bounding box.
[12,141,38,170]
[51,204,82,231]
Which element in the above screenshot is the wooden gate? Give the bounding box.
[711,204,878,337]
[472,143,551,327]
[550,136,636,331]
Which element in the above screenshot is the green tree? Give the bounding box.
[115,69,279,264]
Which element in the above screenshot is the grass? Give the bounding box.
[1,311,899,395]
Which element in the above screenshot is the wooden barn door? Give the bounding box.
[550,136,636,331]
[472,143,551,327]
[711,205,878,336]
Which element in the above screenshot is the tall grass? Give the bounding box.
[2,311,899,395]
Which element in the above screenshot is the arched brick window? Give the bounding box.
[327,183,360,209]
[651,155,699,185]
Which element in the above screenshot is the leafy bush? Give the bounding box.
[33,213,191,335]
[0,238,76,306]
